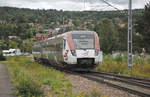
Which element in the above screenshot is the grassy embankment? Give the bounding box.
[96,54,150,78]
[3,56,103,97]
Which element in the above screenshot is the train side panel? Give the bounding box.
[33,31,103,69]
[33,37,64,65]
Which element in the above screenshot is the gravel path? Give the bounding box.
[0,63,14,97]
[66,73,139,97]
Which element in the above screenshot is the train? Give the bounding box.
[33,30,102,69]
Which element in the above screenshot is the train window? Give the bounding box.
[63,39,66,48]
[72,34,94,49]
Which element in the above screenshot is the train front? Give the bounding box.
[65,31,102,68]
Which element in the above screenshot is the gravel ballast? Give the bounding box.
[66,73,139,97]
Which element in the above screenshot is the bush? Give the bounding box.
[0,54,6,61]
[96,54,150,78]
[114,55,123,62]
[146,56,150,64]
[12,68,43,97]
[5,56,73,97]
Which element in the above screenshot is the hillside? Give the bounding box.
[0,7,145,53]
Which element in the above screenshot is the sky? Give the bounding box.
[0,0,150,11]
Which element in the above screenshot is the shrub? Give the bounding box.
[0,54,6,61]
[96,54,150,78]
[146,56,150,64]
[12,68,43,97]
[114,55,123,62]
[5,56,73,97]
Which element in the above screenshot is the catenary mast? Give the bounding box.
[128,0,133,68]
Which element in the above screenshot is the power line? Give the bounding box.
[100,0,120,11]
[100,0,127,14]
[90,4,112,11]
[83,0,127,14]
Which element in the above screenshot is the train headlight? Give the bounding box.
[95,50,99,56]
[71,50,76,56]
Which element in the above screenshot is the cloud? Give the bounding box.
[0,0,150,11]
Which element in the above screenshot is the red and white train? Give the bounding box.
[33,31,102,69]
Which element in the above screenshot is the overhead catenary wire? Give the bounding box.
[84,0,127,14]
[100,0,128,14]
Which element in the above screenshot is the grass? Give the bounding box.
[2,56,105,97]
[3,56,72,97]
[1,55,149,96]
[96,54,150,78]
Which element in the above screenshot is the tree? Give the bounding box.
[135,2,150,53]
[20,39,33,53]
[94,18,117,54]
[116,25,127,51]
[8,40,18,48]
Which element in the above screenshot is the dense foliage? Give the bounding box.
[96,54,150,78]
[0,6,148,54]
[135,2,150,53]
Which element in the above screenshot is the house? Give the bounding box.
[35,34,45,40]
[44,29,56,37]
[119,23,126,28]
[0,20,7,24]
[8,36,18,40]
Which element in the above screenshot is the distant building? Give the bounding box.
[3,49,21,56]
[55,28,60,32]
[44,29,56,33]
[8,36,18,40]
[0,20,7,24]
[44,29,56,37]
[119,23,126,28]
[35,34,45,40]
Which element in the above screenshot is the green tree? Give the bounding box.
[20,39,33,53]
[8,40,18,48]
[135,2,150,53]
[94,18,117,54]
[116,25,127,51]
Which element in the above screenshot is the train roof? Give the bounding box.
[34,30,96,45]
[68,30,95,34]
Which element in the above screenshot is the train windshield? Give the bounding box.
[72,34,94,50]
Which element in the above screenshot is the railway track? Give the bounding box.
[38,60,150,97]
[80,71,150,97]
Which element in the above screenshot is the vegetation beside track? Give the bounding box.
[3,56,72,97]
[96,54,150,78]
[2,56,104,97]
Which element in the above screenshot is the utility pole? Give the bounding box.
[63,16,65,33]
[128,0,132,69]
[62,10,65,33]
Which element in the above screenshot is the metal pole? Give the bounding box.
[128,0,132,69]
[62,10,65,33]
[63,16,64,33]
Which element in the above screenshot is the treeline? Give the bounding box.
[0,5,149,53]
[0,7,143,24]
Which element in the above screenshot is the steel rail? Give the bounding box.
[89,72,150,89]
[37,60,150,97]
[92,71,150,83]
[81,74,150,97]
